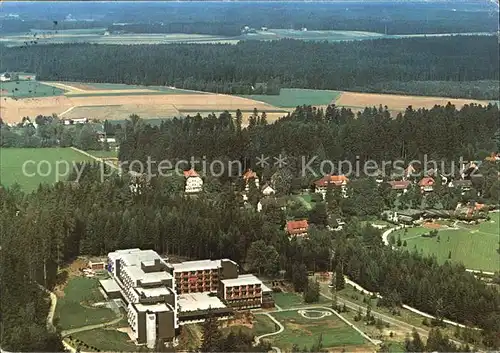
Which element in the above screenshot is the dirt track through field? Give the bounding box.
[1,93,284,123]
[3,82,491,124]
[335,92,490,112]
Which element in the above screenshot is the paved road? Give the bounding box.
[319,289,464,347]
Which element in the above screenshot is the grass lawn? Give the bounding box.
[69,327,137,352]
[0,148,95,191]
[86,150,119,158]
[273,291,330,309]
[240,88,341,108]
[273,292,305,309]
[223,314,277,338]
[294,194,315,210]
[56,277,116,330]
[1,80,65,98]
[269,310,366,350]
[391,213,499,272]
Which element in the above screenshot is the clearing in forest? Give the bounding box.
[390,213,499,272]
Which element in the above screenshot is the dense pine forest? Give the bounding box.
[1,104,500,351]
[1,36,498,97]
[117,104,500,167]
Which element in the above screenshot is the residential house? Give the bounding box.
[485,152,500,162]
[0,72,11,82]
[286,220,309,238]
[382,209,424,225]
[262,184,275,196]
[243,169,259,192]
[418,177,435,193]
[314,174,349,199]
[388,180,411,194]
[184,169,203,194]
[63,118,89,125]
[448,179,472,194]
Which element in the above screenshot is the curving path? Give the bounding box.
[37,284,58,333]
[61,313,125,337]
[254,312,284,353]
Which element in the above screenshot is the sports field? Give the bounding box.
[241,88,342,108]
[390,213,499,272]
[69,327,137,352]
[0,147,94,191]
[0,80,65,98]
[268,310,367,351]
[55,277,116,330]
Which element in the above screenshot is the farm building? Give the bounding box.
[0,72,11,82]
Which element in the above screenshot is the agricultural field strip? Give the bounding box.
[335,92,490,111]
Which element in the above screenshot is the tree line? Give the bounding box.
[1,36,497,96]
[0,116,105,150]
[117,104,499,179]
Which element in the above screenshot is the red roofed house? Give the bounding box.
[418,177,435,193]
[286,220,309,238]
[184,168,203,194]
[388,180,411,194]
[485,152,500,162]
[314,175,349,199]
[243,169,260,192]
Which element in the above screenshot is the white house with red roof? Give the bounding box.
[286,220,309,238]
[418,176,435,193]
[184,169,203,194]
[243,169,259,192]
[314,174,349,199]
[388,180,411,194]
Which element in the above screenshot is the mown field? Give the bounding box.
[0,147,94,191]
[267,310,367,351]
[241,88,341,108]
[0,80,65,98]
[390,213,499,272]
